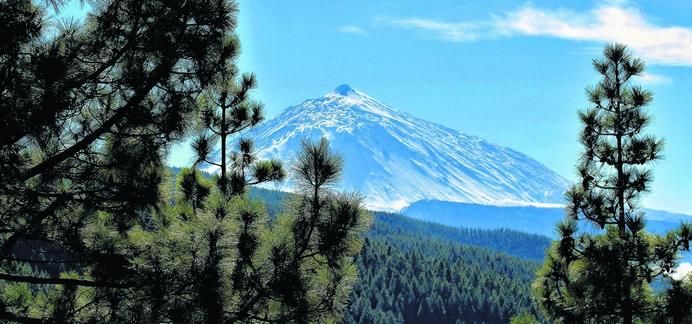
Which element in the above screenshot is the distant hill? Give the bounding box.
[402,199,692,237]
[247,187,551,261]
[401,199,692,264]
[372,212,550,261]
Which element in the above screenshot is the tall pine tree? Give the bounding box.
[533,43,692,323]
[170,138,370,323]
[190,46,283,196]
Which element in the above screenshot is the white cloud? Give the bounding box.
[385,18,483,42]
[498,5,692,66]
[338,25,368,36]
[384,4,692,67]
[636,72,672,85]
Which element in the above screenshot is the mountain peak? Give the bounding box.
[213,86,569,211]
[330,84,357,96]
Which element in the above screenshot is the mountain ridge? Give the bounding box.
[214,84,570,210]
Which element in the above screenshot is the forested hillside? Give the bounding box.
[346,226,543,323]
[372,212,550,261]
[248,188,551,261]
[403,200,691,237]
[249,187,548,323]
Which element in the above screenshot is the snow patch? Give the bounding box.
[671,262,692,281]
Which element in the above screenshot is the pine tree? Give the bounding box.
[533,43,692,323]
[190,44,283,196]
[247,138,372,322]
[168,138,370,323]
[1,1,371,323]
[1,0,238,322]
[176,39,286,321]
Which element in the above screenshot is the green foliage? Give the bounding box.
[533,43,692,323]
[0,1,369,323]
[176,167,212,214]
[657,278,692,323]
[510,313,540,324]
[248,188,557,323]
[1,0,240,321]
[293,138,344,190]
[260,139,371,322]
[191,43,284,196]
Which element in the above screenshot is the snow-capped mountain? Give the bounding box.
[215,84,570,211]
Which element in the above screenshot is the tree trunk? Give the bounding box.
[614,61,634,324]
[220,97,227,195]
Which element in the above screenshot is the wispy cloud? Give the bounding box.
[338,25,368,36]
[385,18,483,42]
[498,5,692,66]
[383,3,692,67]
[636,72,672,85]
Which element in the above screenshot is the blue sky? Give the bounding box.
[60,1,692,214]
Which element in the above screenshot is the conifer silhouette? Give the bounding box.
[533,43,692,323]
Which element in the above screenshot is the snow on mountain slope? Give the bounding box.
[213,84,570,211]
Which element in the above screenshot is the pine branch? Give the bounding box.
[0,311,45,324]
[21,60,174,181]
[0,272,135,288]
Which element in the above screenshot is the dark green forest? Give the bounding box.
[251,187,550,323]
[368,212,550,261]
[347,237,538,323]
[347,221,543,323]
